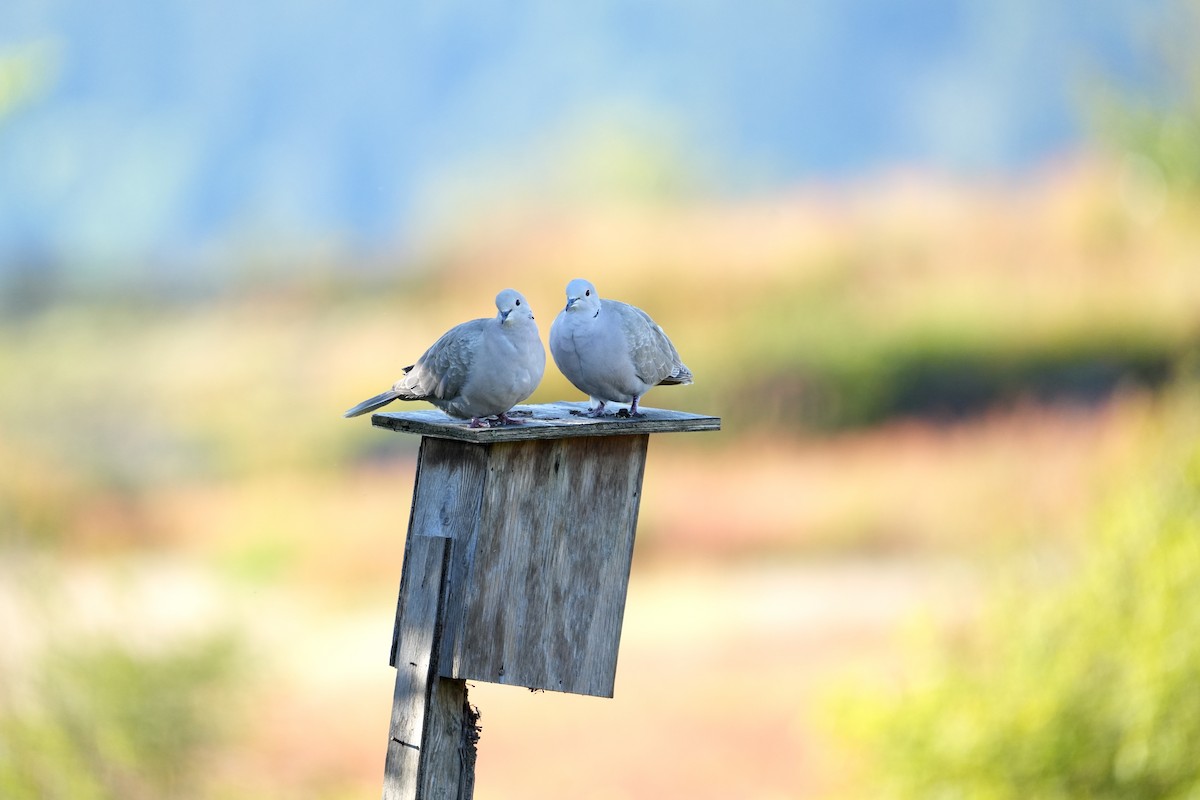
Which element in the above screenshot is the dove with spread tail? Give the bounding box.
[344,289,545,427]
[549,278,693,417]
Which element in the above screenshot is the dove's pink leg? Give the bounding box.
[496,411,527,425]
[468,417,486,428]
[585,400,607,417]
[629,396,643,416]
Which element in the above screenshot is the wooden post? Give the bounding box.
[373,402,720,799]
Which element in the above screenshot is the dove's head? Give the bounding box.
[495,289,535,325]
[563,278,600,314]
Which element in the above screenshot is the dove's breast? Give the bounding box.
[450,323,544,418]
[550,310,647,403]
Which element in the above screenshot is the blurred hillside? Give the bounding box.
[0,0,1166,277]
[3,152,1200,796]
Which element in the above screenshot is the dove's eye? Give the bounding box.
[585,289,591,296]
[515,299,521,306]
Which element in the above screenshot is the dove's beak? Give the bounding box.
[500,309,512,322]
[565,297,579,311]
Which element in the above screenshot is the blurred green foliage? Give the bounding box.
[739,318,1188,430]
[0,40,59,124]
[0,632,244,800]
[842,385,1200,799]
[1094,0,1200,194]
[3,197,1199,545]
[0,143,1196,795]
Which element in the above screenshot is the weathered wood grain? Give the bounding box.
[383,486,480,800]
[372,401,720,443]
[383,533,448,800]
[439,435,648,697]
[390,436,490,692]
[418,679,477,800]
[408,437,489,541]
[377,400,708,796]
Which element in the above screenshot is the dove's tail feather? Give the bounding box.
[343,389,404,418]
[659,364,694,386]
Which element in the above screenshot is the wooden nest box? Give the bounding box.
[372,401,720,799]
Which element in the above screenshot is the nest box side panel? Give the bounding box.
[444,434,649,697]
[391,437,489,669]
[408,437,490,540]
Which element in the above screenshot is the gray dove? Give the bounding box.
[549,278,693,417]
[344,288,545,427]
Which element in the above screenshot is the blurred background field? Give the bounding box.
[3,2,1200,798]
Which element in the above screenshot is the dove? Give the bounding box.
[549,278,693,417]
[343,288,546,427]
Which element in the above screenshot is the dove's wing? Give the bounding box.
[346,288,545,423]
[398,318,487,401]
[610,301,690,387]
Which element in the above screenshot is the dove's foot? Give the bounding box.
[468,412,529,428]
[614,398,645,418]
[584,402,608,418]
[570,401,639,418]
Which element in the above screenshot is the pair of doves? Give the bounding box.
[343,279,693,428]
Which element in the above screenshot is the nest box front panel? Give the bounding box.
[441,434,649,697]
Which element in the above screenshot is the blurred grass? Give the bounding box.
[0,158,1198,797]
[0,631,244,800]
[837,384,1200,799]
[2,162,1198,508]
[1,157,1198,575]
